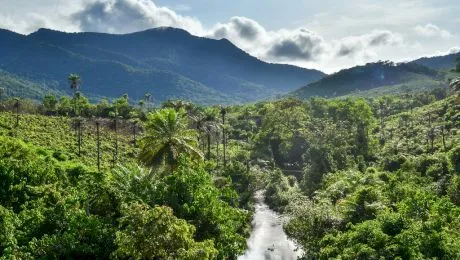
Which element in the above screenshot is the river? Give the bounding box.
[238,190,302,260]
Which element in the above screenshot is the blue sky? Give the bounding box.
[0,0,459,73]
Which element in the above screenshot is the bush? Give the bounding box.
[114,203,217,259]
[383,155,408,172]
[52,150,68,161]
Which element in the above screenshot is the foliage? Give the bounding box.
[139,108,203,170]
[114,203,218,259]
[1,75,460,259]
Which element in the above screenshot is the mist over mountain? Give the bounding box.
[0,27,325,104]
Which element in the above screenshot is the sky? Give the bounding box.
[0,0,459,73]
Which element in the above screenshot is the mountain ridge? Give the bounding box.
[291,60,450,99]
[0,27,325,104]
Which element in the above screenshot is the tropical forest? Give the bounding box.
[1,1,460,259]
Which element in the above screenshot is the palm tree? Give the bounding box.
[139,108,203,171]
[200,107,221,160]
[138,100,145,111]
[144,93,152,111]
[68,73,81,115]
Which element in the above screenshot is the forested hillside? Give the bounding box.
[412,51,460,70]
[0,74,459,258]
[293,61,450,99]
[0,28,325,104]
[258,83,460,258]
[0,71,64,100]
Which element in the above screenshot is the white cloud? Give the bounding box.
[208,18,326,62]
[335,30,404,58]
[427,46,460,57]
[72,0,204,34]
[414,23,453,38]
[168,4,192,12]
[206,17,405,71]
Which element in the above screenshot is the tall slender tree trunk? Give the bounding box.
[77,119,82,157]
[14,100,20,127]
[207,132,211,160]
[113,118,118,168]
[96,121,101,172]
[73,89,77,116]
[216,135,219,166]
[132,121,137,147]
[222,112,227,167]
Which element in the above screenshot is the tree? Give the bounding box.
[57,96,73,116]
[114,203,217,259]
[144,93,152,111]
[220,106,228,166]
[43,94,58,114]
[113,94,132,119]
[355,121,369,159]
[109,109,121,167]
[68,73,81,115]
[95,120,102,172]
[12,98,20,127]
[198,107,221,160]
[139,108,203,171]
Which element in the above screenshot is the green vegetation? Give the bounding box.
[293,61,449,99]
[0,91,256,259]
[255,87,460,258]
[0,71,63,100]
[1,72,460,258]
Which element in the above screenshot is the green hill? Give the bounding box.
[292,61,447,99]
[0,71,64,100]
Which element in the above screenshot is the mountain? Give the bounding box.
[0,70,64,100]
[291,61,447,99]
[0,28,325,104]
[412,52,460,70]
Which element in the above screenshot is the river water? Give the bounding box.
[238,190,302,260]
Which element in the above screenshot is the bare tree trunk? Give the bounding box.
[207,132,211,160]
[441,126,446,151]
[14,99,20,127]
[222,113,227,167]
[96,121,101,172]
[216,133,220,166]
[132,121,137,147]
[113,118,118,168]
[77,119,83,157]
